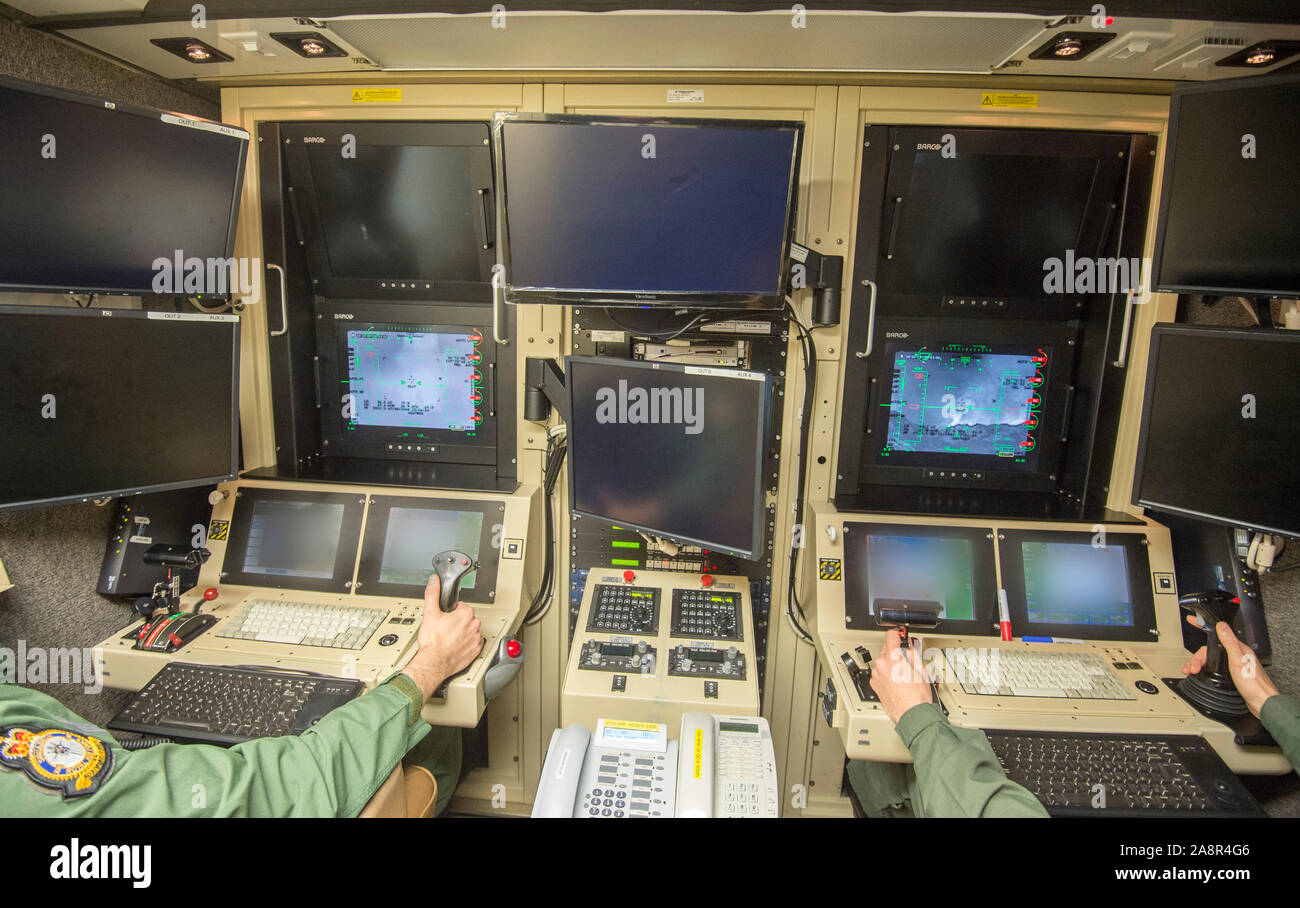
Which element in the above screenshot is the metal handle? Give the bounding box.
[854,279,878,359]
[267,263,288,338]
[492,269,510,346]
[1111,283,1150,368]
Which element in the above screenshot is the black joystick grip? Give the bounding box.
[432,550,477,612]
[1177,590,1248,718]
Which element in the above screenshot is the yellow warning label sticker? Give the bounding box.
[604,719,660,732]
[693,728,704,779]
[351,88,402,103]
[979,92,1038,109]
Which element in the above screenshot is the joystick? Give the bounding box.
[876,601,941,649]
[431,550,477,612]
[1177,590,1249,717]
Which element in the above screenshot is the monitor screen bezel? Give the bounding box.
[841,521,999,636]
[1132,323,1300,538]
[355,495,502,600]
[857,318,1075,493]
[219,487,364,593]
[280,120,496,302]
[315,300,499,466]
[1152,73,1300,298]
[0,75,249,298]
[565,355,772,561]
[493,112,803,311]
[0,306,240,512]
[871,125,1132,318]
[998,529,1158,642]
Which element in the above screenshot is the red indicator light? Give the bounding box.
[506,640,522,658]
[701,574,715,587]
[623,570,636,582]
[203,587,219,601]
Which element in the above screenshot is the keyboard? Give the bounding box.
[942,647,1136,700]
[984,729,1265,817]
[108,662,364,746]
[215,598,389,650]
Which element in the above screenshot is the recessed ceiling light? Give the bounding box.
[150,37,233,64]
[270,31,348,59]
[1028,31,1117,62]
[1218,40,1300,68]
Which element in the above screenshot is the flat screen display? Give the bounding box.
[0,308,239,510]
[377,507,485,589]
[499,116,800,306]
[0,76,247,295]
[240,499,347,580]
[1020,541,1133,627]
[863,534,976,620]
[345,326,481,433]
[566,357,770,559]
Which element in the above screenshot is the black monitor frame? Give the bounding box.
[0,75,248,297]
[355,495,502,600]
[493,112,803,310]
[998,528,1159,643]
[1132,323,1300,538]
[219,487,364,594]
[0,306,240,511]
[280,120,496,302]
[871,126,1132,320]
[565,355,773,560]
[841,521,999,636]
[315,300,499,466]
[853,317,1076,493]
[1152,72,1300,298]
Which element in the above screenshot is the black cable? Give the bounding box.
[119,735,171,751]
[601,307,722,341]
[523,437,567,626]
[783,301,816,643]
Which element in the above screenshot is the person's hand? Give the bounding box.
[402,573,484,701]
[1180,615,1279,718]
[869,629,935,723]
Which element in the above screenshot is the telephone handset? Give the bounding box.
[675,712,779,818]
[532,719,678,818]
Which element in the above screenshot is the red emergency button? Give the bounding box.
[623,570,636,583]
[506,640,522,659]
[701,574,715,587]
[168,632,183,647]
[203,587,219,601]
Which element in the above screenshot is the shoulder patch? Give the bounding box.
[0,725,114,799]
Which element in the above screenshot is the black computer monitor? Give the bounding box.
[871,126,1132,319]
[841,522,998,636]
[355,495,502,601]
[495,113,802,309]
[0,306,240,511]
[0,76,248,297]
[856,319,1075,492]
[998,529,1158,642]
[219,487,364,594]
[1133,324,1300,538]
[1153,73,1300,297]
[280,121,496,300]
[566,356,772,560]
[314,301,498,465]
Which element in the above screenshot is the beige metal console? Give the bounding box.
[94,477,540,729]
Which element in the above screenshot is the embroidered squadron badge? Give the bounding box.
[0,726,114,799]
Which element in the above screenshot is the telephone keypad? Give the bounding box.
[587,585,660,634]
[578,748,673,818]
[671,589,742,641]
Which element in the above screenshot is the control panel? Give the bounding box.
[586,584,660,634]
[671,588,742,641]
[562,568,760,729]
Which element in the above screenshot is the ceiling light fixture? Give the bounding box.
[270,31,348,59]
[150,37,233,64]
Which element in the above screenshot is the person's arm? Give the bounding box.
[1183,617,1299,772]
[870,630,1049,818]
[6,574,484,818]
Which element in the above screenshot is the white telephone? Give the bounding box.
[533,713,779,818]
[675,712,780,818]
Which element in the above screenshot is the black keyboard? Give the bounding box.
[984,729,1266,817]
[109,662,364,746]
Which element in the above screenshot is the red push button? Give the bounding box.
[203,587,219,601]
[623,570,636,582]
[701,574,715,588]
[506,640,522,659]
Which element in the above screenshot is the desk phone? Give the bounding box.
[533,713,779,818]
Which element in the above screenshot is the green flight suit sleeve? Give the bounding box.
[1259,693,1300,773]
[895,702,1050,818]
[0,675,430,818]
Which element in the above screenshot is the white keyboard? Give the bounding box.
[216,599,390,650]
[941,647,1137,701]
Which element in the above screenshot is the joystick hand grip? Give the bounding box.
[1180,590,1241,677]
[431,550,477,613]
